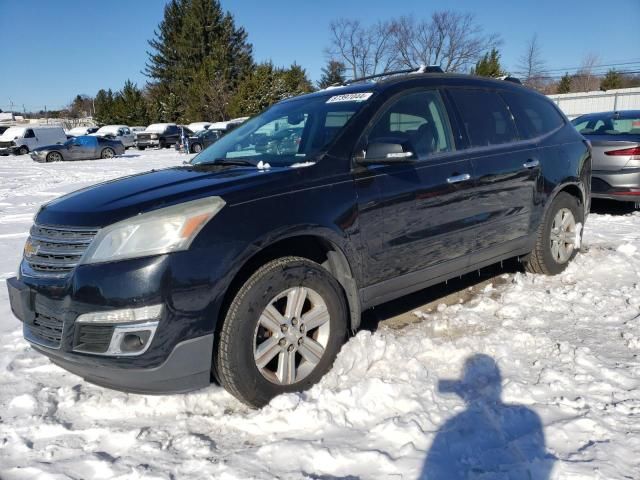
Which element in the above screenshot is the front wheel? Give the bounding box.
[191,143,202,153]
[17,146,29,155]
[101,148,115,159]
[215,257,347,408]
[46,151,62,163]
[524,192,583,275]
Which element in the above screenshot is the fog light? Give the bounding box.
[120,331,152,353]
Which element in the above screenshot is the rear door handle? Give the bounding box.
[446,173,471,184]
[523,159,540,169]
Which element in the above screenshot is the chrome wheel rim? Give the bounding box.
[49,152,61,162]
[253,286,330,385]
[103,148,114,158]
[193,144,202,153]
[550,208,576,264]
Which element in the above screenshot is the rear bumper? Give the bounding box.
[592,169,640,202]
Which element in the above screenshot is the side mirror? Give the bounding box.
[357,142,415,165]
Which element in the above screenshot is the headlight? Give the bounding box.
[81,196,225,264]
[150,134,158,139]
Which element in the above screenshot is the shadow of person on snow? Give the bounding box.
[420,354,555,479]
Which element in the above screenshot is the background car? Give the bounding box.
[30,135,125,162]
[572,110,640,202]
[187,122,211,132]
[185,128,221,152]
[0,125,66,155]
[135,123,191,149]
[92,125,135,148]
[67,126,99,137]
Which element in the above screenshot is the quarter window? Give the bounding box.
[367,90,453,159]
[501,91,565,138]
[449,89,518,147]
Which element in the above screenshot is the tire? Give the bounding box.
[138,146,146,151]
[215,256,347,408]
[46,151,62,163]
[191,143,202,153]
[524,192,583,275]
[101,147,115,159]
[17,146,29,155]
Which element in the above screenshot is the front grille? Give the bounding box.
[25,312,64,348]
[0,141,13,148]
[74,324,114,354]
[24,224,99,278]
[136,133,155,141]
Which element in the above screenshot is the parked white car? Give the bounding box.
[187,122,211,132]
[92,125,135,148]
[0,126,66,155]
[67,126,99,137]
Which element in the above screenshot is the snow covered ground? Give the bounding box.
[1,149,640,479]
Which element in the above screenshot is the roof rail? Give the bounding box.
[498,75,522,84]
[336,65,445,87]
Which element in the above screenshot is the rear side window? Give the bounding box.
[502,91,564,138]
[24,129,35,138]
[449,89,518,147]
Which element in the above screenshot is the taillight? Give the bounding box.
[604,146,640,156]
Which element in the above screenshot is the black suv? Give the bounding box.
[7,71,591,407]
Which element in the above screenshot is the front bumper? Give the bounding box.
[592,168,640,202]
[136,140,160,148]
[0,146,18,155]
[6,250,223,393]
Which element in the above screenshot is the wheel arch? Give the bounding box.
[220,233,362,335]
[545,181,587,220]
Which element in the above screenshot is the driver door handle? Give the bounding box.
[447,173,471,184]
[523,159,540,169]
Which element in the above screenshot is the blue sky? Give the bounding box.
[1,0,639,111]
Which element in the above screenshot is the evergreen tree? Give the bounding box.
[229,62,314,118]
[94,89,115,125]
[117,80,149,125]
[144,0,253,121]
[557,73,572,94]
[600,69,623,91]
[317,60,346,89]
[470,49,505,78]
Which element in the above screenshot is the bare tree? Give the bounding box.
[390,11,501,72]
[571,53,601,92]
[517,34,547,90]
[326,18,395,79]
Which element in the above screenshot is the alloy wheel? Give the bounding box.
[550,207,576,264]
[253,286,331,385]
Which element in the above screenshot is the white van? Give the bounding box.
[0,125,66,155]
[92,125,135,148]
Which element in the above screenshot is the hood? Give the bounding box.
[36,164,297,227]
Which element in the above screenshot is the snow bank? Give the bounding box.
[1,150,640,479]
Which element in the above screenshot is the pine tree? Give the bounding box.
[470,49,505,78]
[557,73,572,94]
[94,89,115,125]
[117,80,149,125]
[600,69,623,91]
[318,60,346,89]
[144,0,253,122]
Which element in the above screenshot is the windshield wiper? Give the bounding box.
[193,158,259,167]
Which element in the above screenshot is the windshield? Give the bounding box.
[572,114,640,136]
[0,127,26,140]
[190,92,371,166]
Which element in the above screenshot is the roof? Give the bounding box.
[573,110,640,119]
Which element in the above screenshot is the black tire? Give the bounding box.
[215,256,347,408]
[137,146,146,151]
[100,147,115,159]
[524,192,583,275]
[46,151,62,163]
[191,143,202,153]
[17,146,29,155]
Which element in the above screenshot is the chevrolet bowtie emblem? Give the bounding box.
[24,239,39,259]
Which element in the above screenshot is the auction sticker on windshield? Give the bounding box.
[326,92,373,103]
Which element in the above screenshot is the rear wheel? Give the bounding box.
[46,151,62,163]
[524,192,583,275]
[101,147,115,159]
[215,257,347,408]
[191,143,202,153]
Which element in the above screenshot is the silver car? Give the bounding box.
[572,110,640,202]
[30,135,125,163]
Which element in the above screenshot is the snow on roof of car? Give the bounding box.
[145,123,175,133]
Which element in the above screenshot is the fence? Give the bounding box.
[547,87,640,119]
